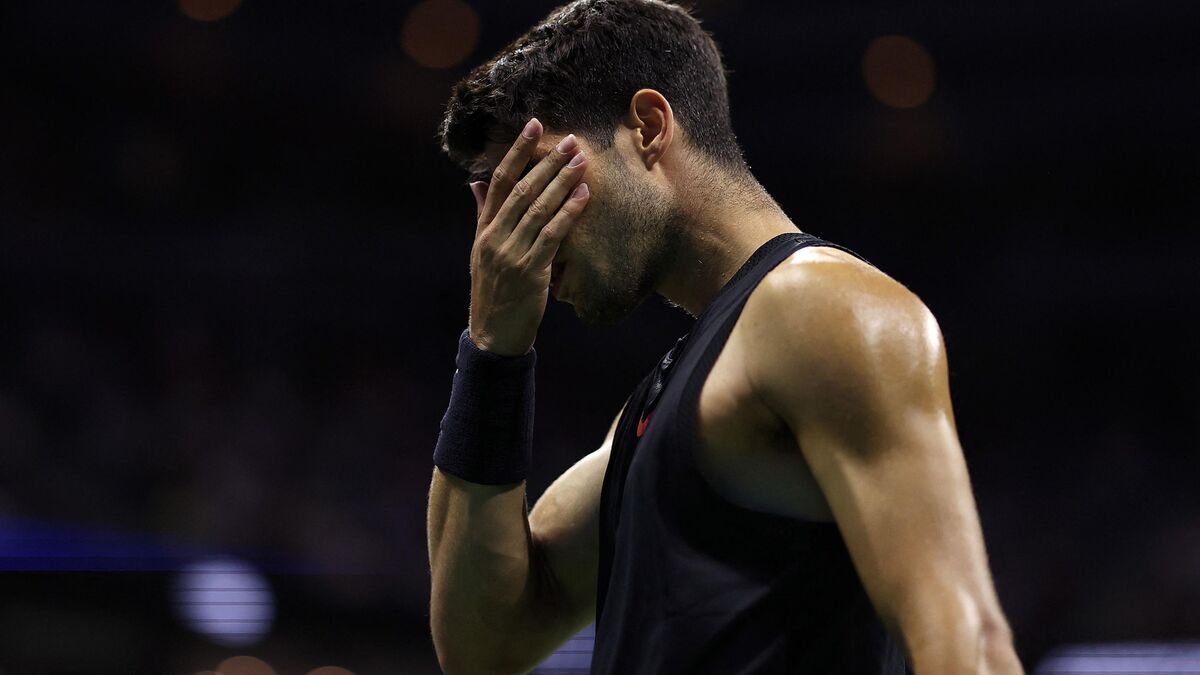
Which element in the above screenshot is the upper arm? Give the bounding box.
[525,402,623,635]
[744,261,1008,646]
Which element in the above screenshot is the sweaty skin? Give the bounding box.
[737,248,1023,673]
[429,88,1023,674]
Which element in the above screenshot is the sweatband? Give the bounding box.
[433,328,536,485]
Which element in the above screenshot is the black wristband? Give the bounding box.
[433,329,536,485]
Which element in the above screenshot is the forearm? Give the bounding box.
[425,115,589,671]
[428,468,543,673]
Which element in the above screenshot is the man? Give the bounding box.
[427,1,1023,673]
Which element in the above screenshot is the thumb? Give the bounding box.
[469,181,488,216]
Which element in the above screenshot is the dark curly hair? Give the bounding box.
[437,0,747,182]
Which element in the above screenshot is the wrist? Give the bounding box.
[461,329,535,367]
[468,325,532,358]
[433,328,537,485]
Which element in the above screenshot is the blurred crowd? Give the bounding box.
[2,0,1198,671]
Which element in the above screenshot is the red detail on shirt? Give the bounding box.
[636,411,653,438]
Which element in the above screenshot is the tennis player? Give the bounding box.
[427,1,1023,673]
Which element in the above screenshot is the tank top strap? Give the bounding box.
[674,231,873,469]
[698,231,875,327]
[598,230,873,623]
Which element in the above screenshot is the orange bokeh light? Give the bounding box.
[862,35,937,109]
[179,0,243,22]
[401,0,481,69]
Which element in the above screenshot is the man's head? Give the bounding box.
[438,0,754,325]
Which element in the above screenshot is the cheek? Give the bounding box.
[564,165,615,251]
[563,196,597,248]
[560,219,584,259]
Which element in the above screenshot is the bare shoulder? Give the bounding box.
[740,245,948,421]
[750,245,923,321]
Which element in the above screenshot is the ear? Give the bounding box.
[627,88,674,170]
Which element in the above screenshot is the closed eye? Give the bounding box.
[469,152,548,186]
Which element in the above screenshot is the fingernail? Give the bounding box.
[522,118,540,139]
[571,182,589,200]
[567,151,586,168]
[556,134,577,154]
[469,181,486,200]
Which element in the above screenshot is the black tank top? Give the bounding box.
[591,232,909,674]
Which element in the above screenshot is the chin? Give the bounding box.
[576,310,623,328]
[572,293,645,328]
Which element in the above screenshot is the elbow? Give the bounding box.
[978,613,1023,675]
[901,602,1023,675]
[435,651,527,675]
[430,612,478,675]
[431,618,528,675]
[434,653,484,675]
[433,648,463,675]
[431,636,494,675]
[430,617,459,674]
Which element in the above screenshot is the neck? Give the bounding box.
[654,175,799,317]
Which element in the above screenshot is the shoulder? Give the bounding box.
[741,245,936,351]
[740,245,948,426]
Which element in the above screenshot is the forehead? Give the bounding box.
[469,135,564,184]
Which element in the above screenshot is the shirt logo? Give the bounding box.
[636,410,654,438]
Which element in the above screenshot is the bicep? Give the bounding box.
[797,396,998,640]
[750,272,1004,641]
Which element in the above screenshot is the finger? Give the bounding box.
[522,182,589,271]
[504,146,587,255]
[479,118,542,226]
[470,181,487,219]
[491,133,581,239]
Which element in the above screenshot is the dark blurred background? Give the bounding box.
[2,0,1198,673]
